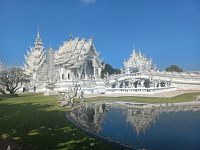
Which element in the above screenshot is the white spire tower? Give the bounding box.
[24,28,46,82]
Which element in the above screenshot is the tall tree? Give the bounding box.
[0,67,26,94]
[101,63,121,78]
[165,65,183,73]
[0,61,6,94]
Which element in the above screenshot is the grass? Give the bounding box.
[0,94,118,150]
[85,92,200,103]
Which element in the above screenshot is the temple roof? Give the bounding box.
[54,37,101,68]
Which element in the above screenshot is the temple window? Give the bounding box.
[62,74,64,80]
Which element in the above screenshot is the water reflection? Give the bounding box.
[126,108,159,136]
[70,102,200,149]
[71,103,111,133]
[71,102,200,135]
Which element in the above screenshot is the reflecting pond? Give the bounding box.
[69,102,200,150]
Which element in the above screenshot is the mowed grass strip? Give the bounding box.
[0,94,117,150]
[85,92,200,103]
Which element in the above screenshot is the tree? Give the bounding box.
[101,63,121,78]
[165,65,183,73]
[0,67,26,94]
[0,61,6,94]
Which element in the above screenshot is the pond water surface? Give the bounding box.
[69,102,200,150]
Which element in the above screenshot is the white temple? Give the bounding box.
[23,30,200,94]
[24,30,104,93]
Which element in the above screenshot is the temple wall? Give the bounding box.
[172,83,200,90]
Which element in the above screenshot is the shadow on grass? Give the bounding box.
[0,100,116,150]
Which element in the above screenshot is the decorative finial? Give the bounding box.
[90,36,94,43]
[37,25,40,32]
[132,43,136,54]
[69,32,73,40]
[37,25,40,33]
[37,25,40,39]
[123,57,126,64]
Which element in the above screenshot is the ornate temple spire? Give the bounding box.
[37,29,40,39]
[69,32,73,41]
[35,26,42,47]
[132,43,135,50]
[37,25,40,35]
[90,36,94,42]
[24,28,46,79]
[132,44,136,56]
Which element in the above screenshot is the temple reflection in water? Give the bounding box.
[126,108,159,136]
[70,102,200,136]
[70,102,111,133]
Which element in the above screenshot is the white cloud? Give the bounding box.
[81,0,96,4]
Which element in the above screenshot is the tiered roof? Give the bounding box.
[54,37,102,68]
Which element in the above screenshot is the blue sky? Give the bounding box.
[0,0,200,71]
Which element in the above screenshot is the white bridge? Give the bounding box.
[104,71,200,94]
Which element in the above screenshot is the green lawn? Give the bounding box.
[0,94,117,150]
[85,92,200,103]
